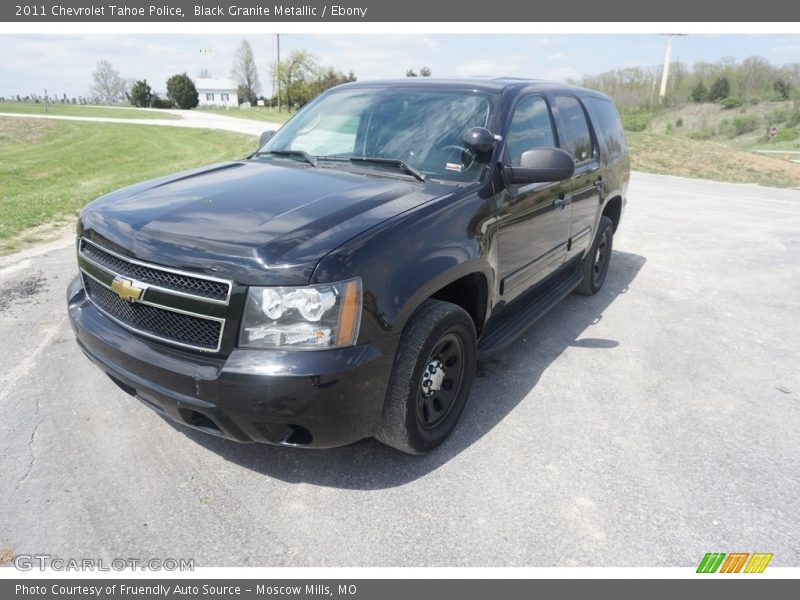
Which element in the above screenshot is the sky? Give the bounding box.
[1,33,799,99]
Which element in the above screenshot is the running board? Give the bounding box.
[477,267,583,357]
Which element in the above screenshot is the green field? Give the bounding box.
[194,106,293,124]
[622,100,800,188]
[627,131,800,188]
[0,101,181,120]
[0,117,255,254]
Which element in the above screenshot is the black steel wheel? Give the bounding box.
[376,299,477,454]
[577,215,614,296]
[416,332,467,429]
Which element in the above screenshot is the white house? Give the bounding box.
[195,78,238,108]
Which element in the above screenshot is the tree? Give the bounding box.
[198,68,211,78]
[269,51,356,111]
[773,79,792,100]
[690,81,708,103]
[272,49,316,111]
[128,79,152,107]
[709,77,731,101]
[90,60,127,104]
[231,39,260,105]
[166,73,199,109]
[406,67,431,77]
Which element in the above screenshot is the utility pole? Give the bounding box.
[276,33,281,113]
[658,36,673,102]
[659,34,687,103]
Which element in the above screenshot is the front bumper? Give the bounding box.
[67,276,398,448]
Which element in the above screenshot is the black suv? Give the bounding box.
[67,78,629,454]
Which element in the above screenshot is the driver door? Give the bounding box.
[496,95,572,303]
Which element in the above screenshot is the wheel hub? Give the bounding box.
[420,359,445,397]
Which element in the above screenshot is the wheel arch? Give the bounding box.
[602,194,623,232]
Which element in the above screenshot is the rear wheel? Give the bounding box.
[577,215,614,296]
[376,299,477,454]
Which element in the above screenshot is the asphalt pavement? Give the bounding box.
[1,172,798,567]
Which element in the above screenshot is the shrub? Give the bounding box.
[687,128,716,140]
[721,96,744,110]
[767,109,789,124]
[709,77,731,101]
[128,79,152,108]
[676,117,683,128]
[166,73,199,109]
[772,127,799,143]
[150,96,174,109]
[689,82,708,103]
[734,115,758,135]
[773,79,792,100]
[719,115,758,137]
[621,111,652,132]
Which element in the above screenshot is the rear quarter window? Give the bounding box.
[585,97,628,158]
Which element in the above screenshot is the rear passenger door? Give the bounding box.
[551,95,602,261]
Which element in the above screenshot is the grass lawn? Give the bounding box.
[194,106,293,124]
[0,101,181,120]
[0,117,255,254]
[627,131,800,188]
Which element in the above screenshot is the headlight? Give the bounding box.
[239,278,362,350]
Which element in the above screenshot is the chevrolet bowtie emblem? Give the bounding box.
[111,277,144,302]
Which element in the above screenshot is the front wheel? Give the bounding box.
[576,215,614,296]
[375,299,477,455]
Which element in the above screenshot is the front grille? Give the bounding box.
[80,239,230,301]
[83,275,223,351]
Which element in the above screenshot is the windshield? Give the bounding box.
[256,87,498,182]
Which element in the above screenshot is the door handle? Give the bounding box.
[553,194,572,209]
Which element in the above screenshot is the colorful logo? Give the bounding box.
[697,552,773,573]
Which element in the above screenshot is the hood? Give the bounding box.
[79,159,451,285]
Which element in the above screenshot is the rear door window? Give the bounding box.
[553,95,595,162]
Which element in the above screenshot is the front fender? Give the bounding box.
[312,188,497,344]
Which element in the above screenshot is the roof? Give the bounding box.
[336,77,608,99]
[195,78,237,91]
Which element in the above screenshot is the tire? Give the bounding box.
[576,215,614,296]
[375,299,477,455]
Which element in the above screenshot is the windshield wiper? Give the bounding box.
[349,157,426,182]
[256,149,318,167]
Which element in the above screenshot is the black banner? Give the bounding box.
[3,0,800,22]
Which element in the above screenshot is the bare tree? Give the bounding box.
[231,39,261,104]
[90,60,127,105]
[198,68,211,78]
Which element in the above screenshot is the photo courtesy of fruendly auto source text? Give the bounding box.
[0,0,799,596]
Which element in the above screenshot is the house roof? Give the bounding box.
[195,78,237,91]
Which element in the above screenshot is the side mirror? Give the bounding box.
[503,147,575,185]
[464,127,495,153]
[259,130,277,147]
